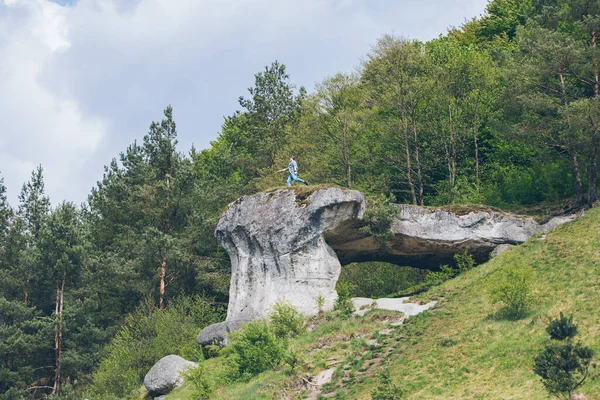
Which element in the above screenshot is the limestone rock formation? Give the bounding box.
[200,187,575,345]
[216,188,365,321]
[143,355,196,395]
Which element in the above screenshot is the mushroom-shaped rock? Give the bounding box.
[143,355,196,395]
[209,187,576,341]
[196,318,252,346]
[216,188,365,321]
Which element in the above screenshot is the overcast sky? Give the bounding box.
[0,0,488,206]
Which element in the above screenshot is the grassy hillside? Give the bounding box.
[165,207,600,400]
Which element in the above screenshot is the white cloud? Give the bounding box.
[0,0,106,206]
[0,0,487,206]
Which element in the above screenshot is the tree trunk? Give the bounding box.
[588,142,598,207]
[159,257,167,310]
[52,277,65,397]
[448,100,457,199]
[593,30,599,96]
[473,98,480,192]
[592,30,599,206]
[160,167,170,310]
[399,106,416,205]
[342,124,352,189]
[24,278,29,306]
[345,161,352,189]
[411,118,424,205]
[558,72,583,204]
[572,152,584,204]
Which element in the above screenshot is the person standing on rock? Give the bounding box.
[278,156,309,187]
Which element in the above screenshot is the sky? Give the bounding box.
[0,0,489,206]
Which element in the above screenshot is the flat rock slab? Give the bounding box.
[352,297,436,317]
[329,204,575,268]
[144,355,196,395]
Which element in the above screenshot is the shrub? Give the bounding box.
[419,252,475,291]
[225,320,287,379]
[360,194,399,246]
[88,296,222,398]
[185,363,214,399]
[487,265,533,319]
[547,312,578,341]
[268,299,306,339]
[334,281,355,317]
[315,294,326,314]
[534,315,594,399]
[454,250,475,273]
[424,264,456,287]
[371,364,403,400]
[284,348,305,374]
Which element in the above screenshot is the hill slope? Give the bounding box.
[167,207,600,399]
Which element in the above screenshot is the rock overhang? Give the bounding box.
[197,187,576,345]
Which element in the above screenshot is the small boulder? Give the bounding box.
[491,244,514,257]
[196,318,251,346]
[143,355,196,395]
[571,394,588,400]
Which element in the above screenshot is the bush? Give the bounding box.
[417,252,475,292]
[315,294,326,315]
[547,312,578,341]
[185,363,214,399]
[454,250,475,273]
[534,315,595,399]
[371,364,403,400]
[334,281,355,317]
[424,264,456,287]
[225,320,287,379]
[487,265,533,319]
[360,194,399,246]
[268,300,306,339]
[88,296,223,398]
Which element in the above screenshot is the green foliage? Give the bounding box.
[224,320,287,380]
[185,363,214,399]
[88,296,221,398]
[283,348,304,374]
[454,250,475,273]
[534,342,594,399]
[0,297,53,399]
[487,265,533,319]
[424,264,457,287]
[338,263,427,298]
[360,194,399,246]
[371,364,403,400]
[315,293,326,315]
[547,312,578,341]
[238,60,305,172]
[334,281,355,317]
[268,299,306,339]
[534,315,595,399]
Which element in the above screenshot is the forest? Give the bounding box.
[1,0,600,398]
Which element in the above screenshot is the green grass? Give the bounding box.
[163,207,600,399]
